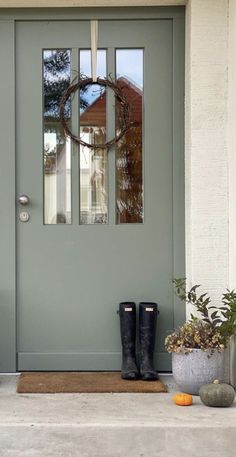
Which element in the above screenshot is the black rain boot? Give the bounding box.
[139,302,159,381]
[118,302,139,380]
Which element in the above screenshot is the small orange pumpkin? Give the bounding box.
[172,393,193,406]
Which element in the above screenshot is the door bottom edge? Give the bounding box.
[17,351,170,371]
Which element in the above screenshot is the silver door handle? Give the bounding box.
[18,195,30,205]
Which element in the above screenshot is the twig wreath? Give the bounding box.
[59,76,132,150]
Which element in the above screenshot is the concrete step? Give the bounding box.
[0,375,235,457]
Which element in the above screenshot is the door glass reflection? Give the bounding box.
[43,49,71,224]
[116,49,143,224]
[79,50,108,224]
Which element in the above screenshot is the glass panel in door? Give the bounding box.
[116,49,144,224]
[79,49,108,224]
[43,49,72,224]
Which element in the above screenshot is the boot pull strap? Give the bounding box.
[144,306,160,315]
[117,307,134,314]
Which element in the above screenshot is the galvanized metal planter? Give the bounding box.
[172,349,225,395]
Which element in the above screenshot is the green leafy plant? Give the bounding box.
[165,278,236,354]
[172,278,223,329]
[219,290,236,339]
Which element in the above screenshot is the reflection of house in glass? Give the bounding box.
[79,82,107,225]
[80,77,143,224]
[44,124,71,225]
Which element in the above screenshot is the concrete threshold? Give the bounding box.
[0,375,235,457]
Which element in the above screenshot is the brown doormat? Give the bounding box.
[17,372,167,394]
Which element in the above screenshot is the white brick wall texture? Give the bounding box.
[185,0,229,314]
[229,0,236,289]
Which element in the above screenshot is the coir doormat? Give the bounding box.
[17,372,167,393]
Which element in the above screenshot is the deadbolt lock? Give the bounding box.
[19,211,30,223]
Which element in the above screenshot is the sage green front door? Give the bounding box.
[16,15,185,371]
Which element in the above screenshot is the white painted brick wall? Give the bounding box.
[186,0,229,314]
[229,0,236,289]
[228,0,236,385]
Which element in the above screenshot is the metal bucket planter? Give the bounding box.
[172,349,224,395]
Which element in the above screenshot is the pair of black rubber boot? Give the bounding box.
[118,302,159,381]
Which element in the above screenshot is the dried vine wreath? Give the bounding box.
[59,76,132,150]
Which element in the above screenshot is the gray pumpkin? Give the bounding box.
[199,380,235,407]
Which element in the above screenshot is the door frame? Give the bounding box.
[0,6,185,372]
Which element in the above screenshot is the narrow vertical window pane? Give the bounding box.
[116,49,143,224]
[80,50,108,224]
[43,50,71,224]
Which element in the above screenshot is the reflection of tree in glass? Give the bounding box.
[43,50,89,173]
[116,81,143,224]
[43,50,71,176]
[44,50,88,118]
[44,50,69,118]
[116,126,143,223]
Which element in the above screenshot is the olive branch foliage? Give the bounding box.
[220,289,236,338]
[165,279,236,354]
[173,278,236,339]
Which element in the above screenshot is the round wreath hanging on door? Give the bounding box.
[59,21,132,150]
[59,76,132,150]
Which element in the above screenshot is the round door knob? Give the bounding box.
[18,194,30,205]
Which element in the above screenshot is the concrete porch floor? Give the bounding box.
[0,374,235,457]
